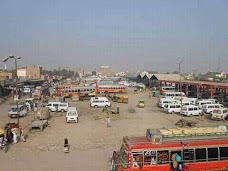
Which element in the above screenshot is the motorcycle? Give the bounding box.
[0,140,10,153]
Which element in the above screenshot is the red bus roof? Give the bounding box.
[123,127,228,150]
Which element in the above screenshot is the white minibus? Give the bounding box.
[202,104,224,114]
[158,98,179,108]
[90,97,111,108]
[211,108,228,121]
[181,105,202,117]
[163,104,182,114]
[46,102,69,112]
[163,92,186,98]
[195,100,216,109]
[8,105,28,118]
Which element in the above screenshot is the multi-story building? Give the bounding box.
[96,66,115,77]
[17,65,42,79]
[0,71,12,81]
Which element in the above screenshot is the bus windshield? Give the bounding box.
[119,144,129,169]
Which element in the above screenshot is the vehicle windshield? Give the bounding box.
[68,111,77,116]
[119,144,129,169]
[213,109,222,114]
[10,107,18,112]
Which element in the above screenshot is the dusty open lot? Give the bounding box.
[0,88,228,171]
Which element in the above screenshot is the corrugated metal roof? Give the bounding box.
[153,74,183,81]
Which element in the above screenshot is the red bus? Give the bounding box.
[96,84,127,94]
[63,86,96,97]
[110,127,228,171]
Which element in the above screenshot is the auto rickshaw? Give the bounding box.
[137,99,145,108]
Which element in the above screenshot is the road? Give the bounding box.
[1,89,228,171]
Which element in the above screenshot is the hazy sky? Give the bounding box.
[1,0,228,73]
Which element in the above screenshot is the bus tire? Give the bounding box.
[94,105,98,108]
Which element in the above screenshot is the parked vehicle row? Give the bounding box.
[158,96,228,120]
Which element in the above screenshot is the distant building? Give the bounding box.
[96,66,115,77]
[115,72,126,77]
[0,71,12,81]
[215,72,227,79]
[136,72,183,87]
[74,67,84,78]
[17,65,42,79]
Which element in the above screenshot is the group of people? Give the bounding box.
[5,125,26,144]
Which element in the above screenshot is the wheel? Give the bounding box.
[171,111,175,114]
[105,105,108,108]
[94,105,98,108]
[61,109,65,113]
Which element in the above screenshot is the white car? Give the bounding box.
[66,107,78,123]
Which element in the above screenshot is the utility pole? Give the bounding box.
[3,55,22,126]
[177,60,184,118]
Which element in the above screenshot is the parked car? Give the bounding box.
[8,105,28,118]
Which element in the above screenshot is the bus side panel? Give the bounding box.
[124,165,170,171]
[185,161,228,171]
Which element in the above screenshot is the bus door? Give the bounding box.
[170,150,183,171]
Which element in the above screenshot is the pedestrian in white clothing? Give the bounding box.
[107,116,111,128]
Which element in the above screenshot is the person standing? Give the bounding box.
[107,116,111,128]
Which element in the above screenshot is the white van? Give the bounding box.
[181,105,202,117]
[163,104,182,114]
[202,104,224,114]
[8,105,28,118]
[90,97,111,108]
[195,100,216,109]
[46,102,69,112]
[158,98,178,108]
[211,108,228,120]
[66,107,78,123]
[23,86,31,94]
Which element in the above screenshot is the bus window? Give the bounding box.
[157,150,169,164]
[195,148,206,162]
[220,147,228,160]
[208,148,218,161]
[143,150,157,165]
[132,151,143,168]
[183,149,194,162]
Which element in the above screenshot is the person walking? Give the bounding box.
[19,127,26,142]
[200,111,205,121]
[107,116,111,128]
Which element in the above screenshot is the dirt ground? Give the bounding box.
[0,88,227,170]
